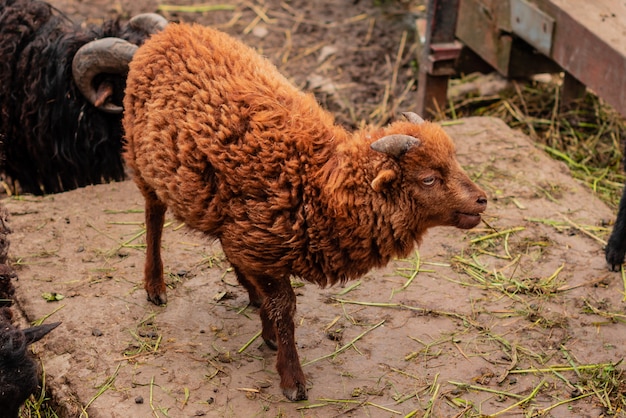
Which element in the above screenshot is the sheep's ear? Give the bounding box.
[371,169,397,192]
[402,112,425,124]
[370,134,420,158]
[23,322,61,345]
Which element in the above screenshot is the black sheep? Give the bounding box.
[0,204,59,417]
[0,307,60,418]
[0,0,166,194]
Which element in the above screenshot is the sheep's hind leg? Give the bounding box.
[258,275,307,401]
[143,190,168,305]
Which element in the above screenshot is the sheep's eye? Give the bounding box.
[422,176,436,186]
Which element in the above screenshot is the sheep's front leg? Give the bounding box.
[143,191,168,305]
[258,275,307,401]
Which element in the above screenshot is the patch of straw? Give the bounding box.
[303,320,385,366]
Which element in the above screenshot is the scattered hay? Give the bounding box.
[444,76,626,208]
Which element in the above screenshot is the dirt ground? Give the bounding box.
[5,1,626,417]
[7,116,625,417]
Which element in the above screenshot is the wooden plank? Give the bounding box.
[455,0,512,76]
[455,0,559,77]
[530,0,626,113]
[546,0,626,56]
[417,0,461,117]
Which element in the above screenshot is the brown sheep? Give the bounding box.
[122,22,487,401]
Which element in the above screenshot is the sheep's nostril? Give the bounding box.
[477,196,487,205]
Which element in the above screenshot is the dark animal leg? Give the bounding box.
[606,185,626,270]
[143,190,168,305]
[232,267,275,346]
[257,275,307,401]
[233,267,264,308]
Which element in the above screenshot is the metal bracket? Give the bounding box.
[510,0,555,56]
[425,41,464,76]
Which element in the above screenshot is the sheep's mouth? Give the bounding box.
[455,212,482,229]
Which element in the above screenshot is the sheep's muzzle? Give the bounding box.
[455,212,483,229]
[454,193,487,229]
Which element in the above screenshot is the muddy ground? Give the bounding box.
[6,1,626,417]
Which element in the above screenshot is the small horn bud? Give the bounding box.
[402,112,425,124]
[370,134,420,158]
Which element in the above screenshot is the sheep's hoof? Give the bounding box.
[608,262,622,272]
[283,383,307,401]
[147,292,168,306]
[605,248,625,271]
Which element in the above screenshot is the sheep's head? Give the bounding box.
[370,113,487,231]
[0,309,60,418]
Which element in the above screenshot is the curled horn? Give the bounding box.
[23,322,61,345]
[72,13,168,113]
[72,38,139,113]
[402,112,425,124]
[370,134,420,158]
